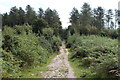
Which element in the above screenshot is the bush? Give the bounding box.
[2,26,16,52]
[68,35,118,78]
[2,26,16,36]
[2,35,14,52]
[2,25,62,78]
[32,18,49,34]
[39,36,53,54]
[79,25,99,35]
[91,54,119,78]
[42,28,62,52]
[89,52,100,58]
[100,29,118,39]
[81,57,96,67]
[13,25,32,34]
[66,34,80,49]
[52,36,62,52]
[71,47,90,59]
[2,50,22,77]
[42,28,54,40]
[12,33,49,66]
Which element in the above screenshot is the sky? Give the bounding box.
[0,0,120,28]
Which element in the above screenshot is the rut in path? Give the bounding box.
[42,44,75,78]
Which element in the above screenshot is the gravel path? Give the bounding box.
[42,44,75,78]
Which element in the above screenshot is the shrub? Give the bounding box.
[12,33,49,66]
[79,25,99,35]
[2,35,14,52]
[42,27,54,40]
[91,53,119,78]
[68,35,118,56]
[2,26,16,36]
[89,52,100,58]
[52,36,62,52]
[2,25,62,78]
[81,57,96,67]
[13,25,32,34]
[32,18,49,34]
[2,26,17,52]
[2,50,22,77]
[39,36,53,54]
[100,29,118,39]
[68,35,118,78]
[66,34,80,48]
[84,26,99,35]
[75,47,90,58]
[42,28,62,52]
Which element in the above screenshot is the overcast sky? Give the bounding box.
[0,0,119,28]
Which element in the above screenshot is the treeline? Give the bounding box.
[2,26,62,77]
[2,5,61,26]
[66,3,119,39]
[1,5,62,77]
[2,5,62,36]
[2,3,119,39]
[1,3,120,78]
[67,35,118,78]
[66,3,119,78]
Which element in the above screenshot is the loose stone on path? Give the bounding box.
[42,44,76,78]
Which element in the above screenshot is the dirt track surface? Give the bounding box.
[42,44,75,78]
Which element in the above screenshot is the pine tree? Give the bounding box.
[93,7,104,29]
[25,5,36,25]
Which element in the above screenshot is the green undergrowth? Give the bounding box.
[18,53,58,78]
[67,35,119,78]
[2,26,62,78]
[68,54,92,78]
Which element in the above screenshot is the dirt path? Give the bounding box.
[42,43,75,78]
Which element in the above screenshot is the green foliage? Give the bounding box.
[93,7,104,29]
[2,3,119,79]
[59,28,68,41]
[2,50,22,77]
[1,26,57,78]
[13,25,32,34]
[2,25,62,78]
[44,8,61,29]
[70,7,79,25]
[9,6,19,26]
[39,36,53,54]
[42,28,54,40]
[100,29,118,39]
[12,33,49,66]
[68,3,118,38]
[2,26,16,52]
[105,9,113,28]
[2,7,26,26]
[32,18,49,34]
[52,36,62,52]
[2,26,16,36]
[91,54,119,78]
[68,56,92,78]
[26,5,36,25]
[42,28,62,52]
[67,35,117,52]
[68,35,118,78]
[2,35,14,52]
[81,25,99,35]
[80,3,93,27]
[66,34,80,48]
[44,8,62,36]
[81,57,96,67]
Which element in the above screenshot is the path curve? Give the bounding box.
[42,43,75,78]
